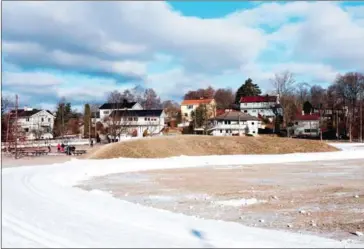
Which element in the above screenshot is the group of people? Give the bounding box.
[57,143,76,155]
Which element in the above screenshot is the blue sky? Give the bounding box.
[2,1,364,112]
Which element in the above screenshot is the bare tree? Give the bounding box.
[335,72,364,141]
[214,88,235,109]
[309,85,327,108]
[270,70,296,97]
[270,71,296,128]
[295,82,310,106]
[143,88,162,109]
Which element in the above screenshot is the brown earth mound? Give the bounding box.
[86,135,339,159]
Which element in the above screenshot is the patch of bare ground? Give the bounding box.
[86,135,338,159]
[78,159,364,242]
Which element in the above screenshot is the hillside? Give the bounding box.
[86,136,338,159]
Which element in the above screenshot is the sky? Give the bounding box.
[2,1,364,112]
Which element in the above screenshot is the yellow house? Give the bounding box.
[180,98,217,123]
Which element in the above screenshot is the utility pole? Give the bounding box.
[336,110,339,141]
[319,104,323,141]
[360,93,363,143]
[89,113,92,146]
[61,103,65,140]
[14,94,18,159]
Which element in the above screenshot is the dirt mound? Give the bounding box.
[86,136,338,159]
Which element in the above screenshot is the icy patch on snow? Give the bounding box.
[215,198,267,207]
[148,195,177,202]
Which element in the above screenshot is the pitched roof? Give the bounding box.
[9,109,54,117]
[240,95,277,103]
[181,98,214,105]
[110,109,164,118]
[99,101,137,109]
[212,111,258,121]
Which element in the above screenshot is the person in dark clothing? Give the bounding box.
[48,145,51,153]
[90,139,94,147]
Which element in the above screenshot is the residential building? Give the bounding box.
[99,100,143,121]
[109,109,165,137]
[9,107,55,140]
[240,95,281,121]
[208,111,259,136]
[292,112,320,138]
[180,98,217,124]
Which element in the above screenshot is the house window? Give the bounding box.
[145,118,147,121]
[134,117,138,121]
[184,113,188,117]
[26,118,30,122]
[48,118,51,122]
[24,128,29,132]
[41,118,44,122]
[103,111,109,115]
[253,131,256,133]
[251,122,255,125]
[224,120,231,125]
[244,103,247,106]
[187,105,193,109]
[252,110,256,112]
[244,110,247,113]
[220,130,222,133]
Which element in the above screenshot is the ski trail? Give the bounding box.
[3,147,364,248]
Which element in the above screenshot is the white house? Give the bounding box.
[292,113,320,138]
[240,95,281,122]
[9,107,55,140]
[99,100,143,121]
[109,109,165,137]
[208,111,259,136]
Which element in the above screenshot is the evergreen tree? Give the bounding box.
[303,101,313,115]
[84,104,91,138]
[235,78,262,104]
[53,99,75,137]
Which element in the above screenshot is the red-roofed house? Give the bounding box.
[239,95,281,122]
[180,98,216,124]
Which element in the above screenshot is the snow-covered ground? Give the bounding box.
[2,143,364,248]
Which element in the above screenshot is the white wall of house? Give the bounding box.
[18,110,55,140]
[293,120,320,137]
[240,102,277,118]
[116,112,166,137]
[210,119,259,136]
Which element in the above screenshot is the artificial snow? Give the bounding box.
[2,143,364,248]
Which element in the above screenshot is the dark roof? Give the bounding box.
[99,101,137,109]
[295,114,320,121]
[9,109,54,117]
[240,95,277,103]
[212,111,258,121]
[110,109,164,117]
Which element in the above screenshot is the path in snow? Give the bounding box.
[2,143,364,248]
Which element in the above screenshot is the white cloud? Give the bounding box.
[2,1,364,103]
[3,71,63,87]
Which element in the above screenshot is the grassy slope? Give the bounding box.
[86,135,338,159]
